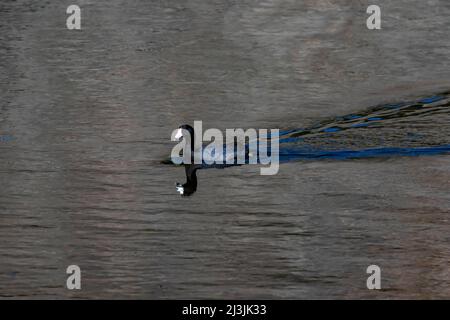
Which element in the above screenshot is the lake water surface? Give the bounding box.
[1,0,449,299]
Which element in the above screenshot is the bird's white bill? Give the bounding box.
[174,128,183,140]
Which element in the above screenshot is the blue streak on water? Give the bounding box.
[279,137,302,144]
[267,91,450,163]
[351,123,370,128]
[344,115,362,120]
[268,128,300,138]
[0,135,14,142]
[278,145,450,162]
[323,127,341,133]
[420,95,444,104]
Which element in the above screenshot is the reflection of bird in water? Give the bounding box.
[176,164,200,197]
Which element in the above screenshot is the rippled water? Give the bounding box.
[1,0,449,299]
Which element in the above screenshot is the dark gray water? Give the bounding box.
[1,0,449,299]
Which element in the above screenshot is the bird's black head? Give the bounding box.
[179,124,194,135]
[174,124,195,152]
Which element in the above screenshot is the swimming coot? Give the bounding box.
[174,124,250,165]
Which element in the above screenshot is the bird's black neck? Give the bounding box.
[181,165,199,196]
[185,165,198,186]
